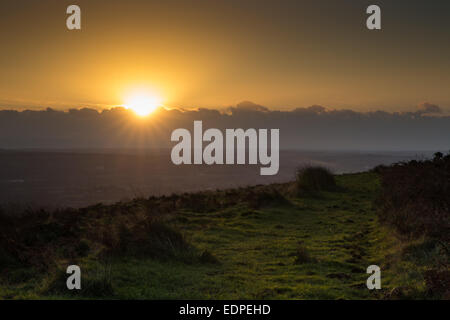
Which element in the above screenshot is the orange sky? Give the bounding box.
[0,0,449,112]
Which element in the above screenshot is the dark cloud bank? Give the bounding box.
[0,102,448,151]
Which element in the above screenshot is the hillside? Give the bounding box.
[0,171,447,299]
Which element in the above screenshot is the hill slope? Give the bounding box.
[0,172,443,299]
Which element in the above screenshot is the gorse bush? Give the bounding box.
[295,166,336,195]
[376,152,450,242]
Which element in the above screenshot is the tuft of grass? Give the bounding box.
[44,262,114,298]
[107,219,201,264]
[293,243,314,264]
[295,166,336,196]
[199,250,220,264]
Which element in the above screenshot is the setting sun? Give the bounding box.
[124,92,162,116]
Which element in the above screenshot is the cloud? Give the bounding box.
[0,102,449,151]
[293,105,326,115]
[417,102,442,114]
[235,101,269,112]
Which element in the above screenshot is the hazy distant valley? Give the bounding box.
[0,149,431,208]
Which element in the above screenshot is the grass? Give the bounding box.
[0,172,444,299]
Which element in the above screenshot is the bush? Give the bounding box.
[75,239,91,257]
[375,152,450,241]
[424,269,450,298]
[295,166,336,196]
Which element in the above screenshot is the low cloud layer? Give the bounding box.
[417,102,442,114]
[0,102,449,151]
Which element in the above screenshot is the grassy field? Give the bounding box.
[0,172,443,299]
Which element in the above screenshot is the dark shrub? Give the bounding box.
[0,248,19,269]
[75,239,91,257]
[424,269,450,298]
[372,164,387,174]
[375,151,450,242]
[295,166,336,195]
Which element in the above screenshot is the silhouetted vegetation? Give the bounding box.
[0,200,203,275]
[375,152,450,241]
[375,152,450,299]
[295,166,336,196]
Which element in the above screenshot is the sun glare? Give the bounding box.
[124,92,162,116]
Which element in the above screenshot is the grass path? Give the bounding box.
[109,172,396,299]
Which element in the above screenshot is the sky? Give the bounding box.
[0,0,449,112]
